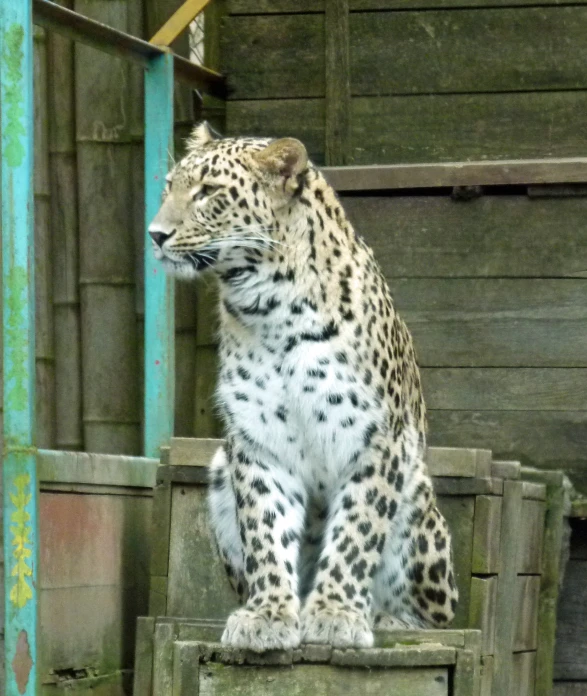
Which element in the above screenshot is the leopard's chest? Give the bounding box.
[217,329,384,494]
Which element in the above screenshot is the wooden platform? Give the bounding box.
[143,437,567,696]
[133,618,482,696]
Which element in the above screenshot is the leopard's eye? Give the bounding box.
[192,184,218,201]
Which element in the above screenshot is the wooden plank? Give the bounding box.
[150,478,172,580]
[453,650,479,696]
[570,499,587,519]
[330,645,456,667]
[152,622,175,696]
[423,369,587,411]
[435,496,474,628]
[471,497,502,574]
[522,481,547,502]
[553,683,587,696]
[170,438,223,466]
[469,576,497,656]
[167,486,239,619]
[514,576,540,652]
[221,9,587,98]
[480,655,494,696]
[491,461,521,480]
[375,629,466,649]
[227,0,587,12]
[350,92,587,164]
[428,410,587,494]
[37,449,157,488]
[150,0,211,46]
[332,161,587,191]
[555,560,587,680]
[133,617,155,696]
[149,575,169,618]
[350,8,587,97]
[513,652,537,696]
[324,0,350,165]
[225,99,325,162]
[426,447,481,478]
[390,278,587,368]
[492,481,524,694]
[172,642,200,696]
[434,478,503,496]
[194,662,450,695]
[517,500,546,574]
[221,15,324,99]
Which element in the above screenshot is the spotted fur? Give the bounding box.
[149,122,458,651]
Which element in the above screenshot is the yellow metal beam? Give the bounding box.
[150,0,211,47]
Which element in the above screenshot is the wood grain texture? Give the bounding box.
[195,662,449,696]
[390,278,587,368]
[221,8,587,98]
[342,195,587,279]
[324,0,350,165]
[513,651,537,696]
[469,576,497,656]
[350,91,587,164]
[422,369,587,411]
[471,496,501,574]
[514,576,540,652]
[227,0,587,12]
[554,560,587,680]
[428,410,587,492]
[167,486,239,619]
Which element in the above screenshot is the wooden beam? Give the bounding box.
[33,0,225,96]
[322,157,587,191]
[150,0,211,47]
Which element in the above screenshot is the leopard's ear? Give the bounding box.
[188,121,215,149]
[253,138,308,193]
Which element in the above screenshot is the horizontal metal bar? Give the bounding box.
[322,158,587,191]
[33,0,226,97]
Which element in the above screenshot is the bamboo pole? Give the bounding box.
[75,0,140,454]
[34,25,56,449]
[1,0,40,692]
[47,0,83,451]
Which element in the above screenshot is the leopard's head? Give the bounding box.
[148,122,309,279]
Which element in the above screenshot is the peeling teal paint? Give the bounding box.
[4,266,29,415]
[2,24,25,168]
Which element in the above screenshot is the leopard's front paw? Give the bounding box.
[301,605,373,648]
[222,607,300,653]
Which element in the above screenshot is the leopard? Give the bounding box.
[148,122,459,652]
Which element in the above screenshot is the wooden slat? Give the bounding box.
[227,0,587,11]
[513,652,538,696]
[166,486,239,619]
[324,0,350,165]
[226,91,587,166]
[514,576,541,652]
[150,0,211,46]
[350,92,587,164]
[422,369,587,411]
[133,617,155,696]
[350,8,587,97]
[341,195,587,278]
[555,560,587,680]
[471,496,502,574]
[391,278,587,368]
[435,496,474,628]
[517,500,546,574]
[492,481,523,694]
[469,576,497,656]
[428,410,587,494]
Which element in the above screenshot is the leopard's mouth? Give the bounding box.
[185,247,220,271]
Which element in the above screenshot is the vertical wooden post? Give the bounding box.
[144,52,175,458]
[324,0,350,166]
[1,1,40,694]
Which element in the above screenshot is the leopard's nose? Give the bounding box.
[149,229,172,248]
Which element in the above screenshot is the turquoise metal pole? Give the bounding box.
[144,52,175,458]
[1,1,40,695]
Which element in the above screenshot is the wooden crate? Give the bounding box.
[37,450,158,695]
[146,437,567,696]
[133,617,482,696]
